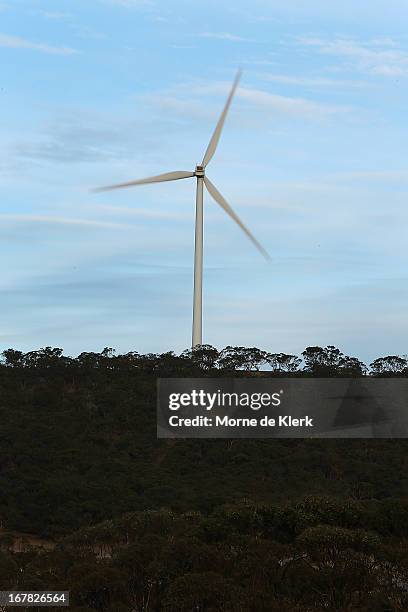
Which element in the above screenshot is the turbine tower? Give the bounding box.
[94,70,269,347]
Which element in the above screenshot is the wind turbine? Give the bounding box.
[93,70,269,347]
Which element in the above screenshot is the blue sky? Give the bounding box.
[1,0,408,362]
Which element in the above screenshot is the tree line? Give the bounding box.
[1,344,407,376]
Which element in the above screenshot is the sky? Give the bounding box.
[1,0,408,362]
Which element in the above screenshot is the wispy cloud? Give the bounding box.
[237,85,349,117]
[332,170,408,183]
[172,44,195,50]
[299,37,408,77]
[261,74,367,88]
[146,94,215,122]
[150,80,350,122]
[94,204,193,221]
[0,214,128,230]
[242,59,278,67]
[199,32,254,43]
[104,0,151,6]
[0,33,77,55]
[14,111,154,164]
[42,11,70,20]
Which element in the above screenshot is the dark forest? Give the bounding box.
[0,344,407,611]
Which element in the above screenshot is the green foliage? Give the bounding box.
[296,524,381,555]
[1,501,406,611]
[370,355,408,376]
[0,345,407,534]
[0,345,407,610]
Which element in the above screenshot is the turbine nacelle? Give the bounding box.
[195,165,205,177]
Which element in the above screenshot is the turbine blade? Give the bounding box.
[92,171,195,192]
[201,69,242,168]
[204,176,270,260]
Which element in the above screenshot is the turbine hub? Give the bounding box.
[195,165,205,177]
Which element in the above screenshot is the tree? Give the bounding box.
[266,353,301,373]
[181,345,219,371]
[76,351,104,370]
[23,347,66,369]
[297,525,380,561]
[302,345,345,375]
[1,349,24,368]
[301,346,367,376]
[338,356,367,376]
[370,355,408,376]
[218,346,268,371]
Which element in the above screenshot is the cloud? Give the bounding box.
[261,74,367,88]
[237,86,348,117]
[299,37,408,77]
[0,214,129,230]
[199,32,254,43]
[104,0,151,6]
[14,111,157,164]
[242,59,278,67]
[15,76,348,170]
[331,170,408,183]
[148,80,349,123]
[42,11,70,20]
[146,94,216,123]
[0,33,77,55]
[94,204,193,221]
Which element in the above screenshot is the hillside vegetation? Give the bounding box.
[0,344,407,610]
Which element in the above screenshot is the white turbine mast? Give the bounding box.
[93,70,269,348]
